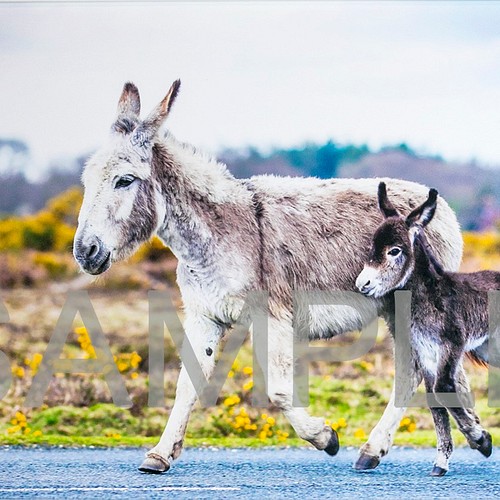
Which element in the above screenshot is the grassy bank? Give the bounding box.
[1,286,498,452]
[4,430,500,450]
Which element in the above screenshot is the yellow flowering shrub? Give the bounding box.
[0,187,80,252]
[46,187,82,226]
[6,411,43,437]
[131,236,172,263]
[74,326,142,379]
[0,218,23,251]
[31,252,69,278]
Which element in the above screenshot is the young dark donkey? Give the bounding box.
[74,80,465,474]
[356,182,493,475]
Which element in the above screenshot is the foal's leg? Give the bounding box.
[139,314,224,473]
[434,356,492,458]
[455,363,483,427]
[423,374,453,476]
[263,317,339,455]
[355,361,422,470]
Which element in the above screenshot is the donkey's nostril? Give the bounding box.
[363,280,371,289]
[86,243,100,260]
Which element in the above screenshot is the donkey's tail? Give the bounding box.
[466,341,488,368]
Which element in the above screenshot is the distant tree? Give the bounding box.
[0,139,30,175]
[0,172,32,214]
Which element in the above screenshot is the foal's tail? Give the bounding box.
[466,342,488,368]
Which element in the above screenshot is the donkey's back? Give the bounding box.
[251,175,462,293]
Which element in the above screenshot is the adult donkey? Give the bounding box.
[73,80,463,473]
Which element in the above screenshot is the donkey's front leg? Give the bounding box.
[139,314,223,474]
[264,318,339,455]
[355,362,422,470]
[423,374,453,477]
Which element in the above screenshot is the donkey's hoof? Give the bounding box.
[430,466,447,477]
[354,453,380,470]
[476,431,493,458]
[138,454,170,474]
[324,428,340,456]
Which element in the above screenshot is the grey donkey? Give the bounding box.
[356,182,493,475]
[73,80,464,473]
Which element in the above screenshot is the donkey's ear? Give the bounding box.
[405,188,438,228]
[136,79,181,140]
[130,80,180,149]
[117,82,141,116]
[378,182,399,218]
[112,82,141,134]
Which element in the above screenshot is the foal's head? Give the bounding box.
[356,182,438,298]
[73,80,180,274]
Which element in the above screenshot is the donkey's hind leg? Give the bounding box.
[434,357,492,458]
[424,374,453,476]
[263,317,339,455]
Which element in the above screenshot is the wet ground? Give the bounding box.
[0,446,499,499]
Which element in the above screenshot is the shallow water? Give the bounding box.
[0,446,499,499]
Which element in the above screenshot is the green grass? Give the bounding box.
[3,429,500,449]
[2,336,499,450]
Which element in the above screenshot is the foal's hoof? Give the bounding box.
[324,428,340,456]
[354,453,380,471]
[430,466,448,477]
[138,454,170,474]
[476,431,493,458]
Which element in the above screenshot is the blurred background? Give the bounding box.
[1,1,500,448]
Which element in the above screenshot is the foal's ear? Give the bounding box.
[405,188,438,228]
[130,79,181,149]
[378,182,399,218]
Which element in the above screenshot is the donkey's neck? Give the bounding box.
[406,234,442,292]
[152,135,251,264]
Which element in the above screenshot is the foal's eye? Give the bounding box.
[115,175,136,189]
[388,247,401,257]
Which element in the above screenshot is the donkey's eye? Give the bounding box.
[388,247,401,257]
[115,175,136,189]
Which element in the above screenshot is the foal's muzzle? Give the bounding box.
[73,235,112,275]
[355,268,377,297]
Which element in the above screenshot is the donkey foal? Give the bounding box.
[356,182,493,475]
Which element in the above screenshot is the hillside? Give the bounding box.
[1,138,499,229]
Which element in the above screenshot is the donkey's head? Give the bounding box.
[356,182,438,298]
[73,80,180,274]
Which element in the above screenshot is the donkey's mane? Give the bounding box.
[163,131,234,180]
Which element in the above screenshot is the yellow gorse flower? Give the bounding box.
[354,428,367,439]
[75,327,96,358]
[399,416,417,433]
[243,380,253,391]
[6,412,42,438]
[330,417,348,432]
[11,365,25,378]
[223,394,241,407]
[242,366,253,376]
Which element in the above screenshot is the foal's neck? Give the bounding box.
[152,135,251,264]
[407,232,443,291]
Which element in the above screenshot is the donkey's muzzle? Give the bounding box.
[74,236,112,275]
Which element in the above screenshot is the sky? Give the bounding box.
[1,1,500,177]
